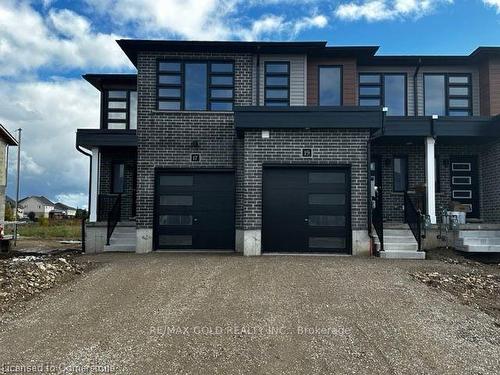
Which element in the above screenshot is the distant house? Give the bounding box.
[19,196,55,219]
[0,125,18,222]
[54,203,77,218]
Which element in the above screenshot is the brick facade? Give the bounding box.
[135,52,253,229]
[480,139,500,222]
[241,129,370,231]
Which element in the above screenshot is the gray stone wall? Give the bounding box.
[136,52,253,229]
[241,129,370,231]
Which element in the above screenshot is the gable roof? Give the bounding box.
[0,124,18,146]
[19,196,54,206]
[55,202,76,211]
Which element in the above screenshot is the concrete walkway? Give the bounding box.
[1,253,499,374]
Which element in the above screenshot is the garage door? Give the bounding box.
[262,166,351,253]
[155,170,235,250]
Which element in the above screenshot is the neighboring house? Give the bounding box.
[0,126,18,223]
[19,196,55,219]
[76,40,500,256]
[54,203,77,218]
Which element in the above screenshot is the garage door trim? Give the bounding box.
[261,164,352,254]
[153,168,236,251]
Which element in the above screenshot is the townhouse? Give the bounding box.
[76,40,500,257]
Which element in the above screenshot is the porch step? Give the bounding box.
[375,224,425,260]
[454,229,500,253]
[103,223,136,252]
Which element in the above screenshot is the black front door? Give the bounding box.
[450,156,480,219]
[155,170,235,250]
[262,166,351,253]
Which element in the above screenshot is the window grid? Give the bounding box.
[358,73,407,115]
[264,61,290,106]
[105,90,136,130]
[157,60,235,111]
[424,73,472,116]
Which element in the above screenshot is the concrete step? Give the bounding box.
[110,239,136,246]
[111,232,136,239]
[383,223,411,229]
[379,251,425,260]
[103,244,136,252]
[455,244,500,253]
[457,237,500,246]
[384,243,419,251]
[459,230,500,238]
[383,229,414,237]
[383,235,416,243]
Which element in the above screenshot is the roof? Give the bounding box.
[116,39,500,68]
[55,202,76,211]
[83,74,137,91]
[19,196,54,206]
[0,124,18,146]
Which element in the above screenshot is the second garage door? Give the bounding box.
[155,170,234,250]
[262,166,351,254]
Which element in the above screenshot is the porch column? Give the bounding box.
[89,147,100,222]
[425,137,437,224]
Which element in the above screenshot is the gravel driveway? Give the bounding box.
[0,253,499,374]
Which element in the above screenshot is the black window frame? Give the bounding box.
[264,61,290,107]
[318,65,343,106]
[104,89,137,130]
[111,162,125,194]
[157,60,235,112]
[358,73,407,116]
[393,155,408,193]
[423,73,472,116]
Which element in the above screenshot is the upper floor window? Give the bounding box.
[319,66,342,106]
[105,90,137,129]
[424,74,471,116]
[264,62,289,106]
[359,73,407,116]
[157,61,234,111]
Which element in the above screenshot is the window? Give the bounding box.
[359,74,406,116]
[319,66,342,106]
[393,156,408,192]
[105,90,137,129]
[265,62,289,106]
[112,163,125,194]
[157,60,234,111]
[424,74,472,116]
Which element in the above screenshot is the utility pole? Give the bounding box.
[14,128,21,246]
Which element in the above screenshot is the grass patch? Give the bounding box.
[6,220,82,239]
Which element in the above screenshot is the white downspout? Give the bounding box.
[89,147,100,222]
[425,136,437,224]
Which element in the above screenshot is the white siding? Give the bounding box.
[259,54,306,106]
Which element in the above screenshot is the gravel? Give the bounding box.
[0,253,499,374]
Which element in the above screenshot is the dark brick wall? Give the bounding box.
[241,129,370,231]
[136,52,253,229]
[480,139,500,222]
[99,147,137,221]
[372,142,484,222]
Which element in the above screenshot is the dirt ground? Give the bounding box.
[0,251,499,375]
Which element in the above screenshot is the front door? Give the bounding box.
[450,156,480,219]
[262,166,351,254]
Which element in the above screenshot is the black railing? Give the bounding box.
[404,192,422,251]
[106,194,122,246]
[372,189,383,253]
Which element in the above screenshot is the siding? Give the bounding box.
[258,54,306,106]
[357,66,415,116]
[307,58,357,106]
[416,66,480,116]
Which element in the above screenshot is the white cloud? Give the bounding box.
[55,193,88,209]
[484,0,500,13]
[0,78,99,204]
[334,0,453,22]
[0,0,131,76]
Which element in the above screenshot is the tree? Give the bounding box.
[75,208,88,219]
[27,211,36,222]
[5,204,14,221]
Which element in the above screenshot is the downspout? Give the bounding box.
[413,58,422,116]
[76,144,92,219]
[367,138,373,255]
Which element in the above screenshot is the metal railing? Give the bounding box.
[106,194,122,246]
[404,192,422,251]
[372,189,384,253]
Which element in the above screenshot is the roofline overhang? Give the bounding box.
[76,129,137,148]
[83,74,137,91]
[0,124,18,146]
